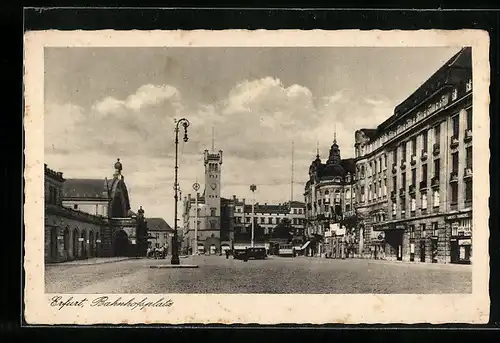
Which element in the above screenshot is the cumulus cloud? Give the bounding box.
[92,84,182,114]
[45,78,397,220]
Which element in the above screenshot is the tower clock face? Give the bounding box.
[210,183,217,190]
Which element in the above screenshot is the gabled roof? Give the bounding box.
[146,218,173,232]
[63,179,110,199]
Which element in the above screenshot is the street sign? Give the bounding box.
[193,182,200,191]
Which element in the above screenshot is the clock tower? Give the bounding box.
[204,148,223,227]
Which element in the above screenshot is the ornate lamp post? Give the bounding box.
[171,118,190,265]
[250,184,257,247]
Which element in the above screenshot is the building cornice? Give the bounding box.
[356,92,471,162]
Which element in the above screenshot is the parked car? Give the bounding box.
[246,247,267,260]
[233,249,247,260]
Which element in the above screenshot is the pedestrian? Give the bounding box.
[225,249,230,259]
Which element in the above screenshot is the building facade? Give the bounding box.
[45,159,148,263]
[147,217,174,250]
[304,136,357,257]
[354,47,473,264]
[45,164,107,263]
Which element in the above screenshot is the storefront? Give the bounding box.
[384,224,405,261]
[447,212,472,264]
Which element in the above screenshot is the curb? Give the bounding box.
[150,264,199,269]
[46,257,133,267]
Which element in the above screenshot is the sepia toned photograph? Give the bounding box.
[24,29,490,324]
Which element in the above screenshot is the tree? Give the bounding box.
[271,218,293,241]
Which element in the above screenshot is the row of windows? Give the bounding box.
[357,107,472,181]
[234,216,305,225]
[407,218,472,239]
[152,233,169,240]
[235,208,304,215]
[207,163,219,172]
[391,179,472,215]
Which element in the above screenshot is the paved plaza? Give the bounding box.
[45,255,472,294]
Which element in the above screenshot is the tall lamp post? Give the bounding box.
[171,118,190,265]
[192,182,200,255]
[250,184,257,247]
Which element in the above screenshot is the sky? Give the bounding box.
[44,46,462,224]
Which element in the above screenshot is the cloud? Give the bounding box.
[45,78,397,220]
[92,84,182,114]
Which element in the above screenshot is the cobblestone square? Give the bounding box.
[45,256,472,294]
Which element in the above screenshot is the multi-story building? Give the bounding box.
[354,47,473,264]
[147,217,174,249]
[354,128,389,257]
[304,135,356,256]
[232,199,306,237]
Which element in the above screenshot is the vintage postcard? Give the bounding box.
[24,29,490,325]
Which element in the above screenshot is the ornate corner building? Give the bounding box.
[304,135,357,257]
[354,47,473,264]
[44,159,149,263]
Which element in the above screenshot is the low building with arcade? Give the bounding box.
[44,159,149,263]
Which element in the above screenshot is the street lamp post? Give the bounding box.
[250,184,257,247]
[192,182,200,255]
[171,118,190,265]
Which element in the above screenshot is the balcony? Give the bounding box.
[411,154,417,166]
[450,135,459,149]
[464,167,473,179]
[421,149,428,161]
[409,184,416,194]
[433,143,440,156]
[449,171,458,183]
[400,159,407,170]
[419,180,428,191]
[464,129,472,143]
[431,176,440,188]
[392,163,397,174]
[399,187,406,197]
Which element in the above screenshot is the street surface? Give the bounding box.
[45,255,472,294]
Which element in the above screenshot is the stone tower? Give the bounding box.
[204,148,223,219]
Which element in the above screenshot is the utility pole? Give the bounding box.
[192,182,200,255]
[250,184,257,247]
